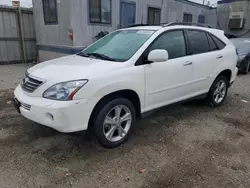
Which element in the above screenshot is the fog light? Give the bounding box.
[46,113,54,122]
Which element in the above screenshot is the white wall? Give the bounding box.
[32,0,73,47]
[38,51,69,62]
[33,0,217,62]
[71,0,164,47]
[217,1,250,38]
[71,0,217,48]
[165,0,217,27]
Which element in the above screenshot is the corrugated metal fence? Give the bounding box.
[0,5,36,64]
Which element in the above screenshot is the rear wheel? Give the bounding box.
[93,98,136,148]
[206,76,229,107]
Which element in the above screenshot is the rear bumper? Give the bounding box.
[231,67,238,83]
[14,85,100,133]
[229,81,234,88]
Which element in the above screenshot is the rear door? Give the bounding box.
[185,29,225,95]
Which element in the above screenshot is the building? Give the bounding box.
[32,0,217,62]
[217,0,250,38]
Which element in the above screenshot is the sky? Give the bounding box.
[192,0,218,5]
[0,0,32,7]
[0,0,218,7]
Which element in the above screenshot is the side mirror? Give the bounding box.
[148,49,169,63]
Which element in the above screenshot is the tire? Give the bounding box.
[206,75,229,107]
[93,98,136,148]
[242,59,250,75]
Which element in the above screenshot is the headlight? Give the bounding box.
[43,80,88,101]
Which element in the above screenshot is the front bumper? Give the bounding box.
[14,85,100,133]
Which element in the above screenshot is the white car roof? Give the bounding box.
[123,25,225,39]
[122,26,162,31]
[123,24,228,45]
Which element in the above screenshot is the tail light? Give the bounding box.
[235,48,239,56]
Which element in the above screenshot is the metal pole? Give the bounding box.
[17,5,26,63]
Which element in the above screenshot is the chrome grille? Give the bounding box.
[21,102,31,111]
[21,73,44,93]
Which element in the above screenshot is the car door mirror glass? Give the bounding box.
[148,49,169,63]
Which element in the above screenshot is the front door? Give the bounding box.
[120,1,136,28]
[145,30,194,111]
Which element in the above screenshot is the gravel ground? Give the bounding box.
[0,64,33,89]
[0,72,250,188]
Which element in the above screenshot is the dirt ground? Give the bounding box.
[0,64,33,90]
[0,73,250,188]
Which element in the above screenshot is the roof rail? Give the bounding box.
[127,24,151,28]
[162,22,213,28]
[126,22,213,29]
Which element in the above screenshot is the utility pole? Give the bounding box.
[13,1,27,64]
[203,0,205,5]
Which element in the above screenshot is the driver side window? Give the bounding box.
[148,30,186,59]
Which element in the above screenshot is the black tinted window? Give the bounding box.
[183,13,192,22]
[187,30,209,55]
[149,31,186,59]
[89,0,111,24]
[212,35,226,50]
[207,34,217,51]
[148,7,161,25]
[42,0,58,24]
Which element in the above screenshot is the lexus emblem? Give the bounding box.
[22,77,28,85]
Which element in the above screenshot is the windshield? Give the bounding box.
[80,30,155,62]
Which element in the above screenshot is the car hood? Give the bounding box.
[28,55,123,82]
[230,38,250,57]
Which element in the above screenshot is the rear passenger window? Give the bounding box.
[148,30,186,59]
[187,30,209,55]
[207,34,217,51]
[211,35,226,50]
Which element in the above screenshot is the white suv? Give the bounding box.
[14,24,238,148]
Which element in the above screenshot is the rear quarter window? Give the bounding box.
[211,35,226,50]
[186,30,210,55]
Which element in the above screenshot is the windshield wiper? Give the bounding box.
[87,53,116,61]
[76,51,89,57]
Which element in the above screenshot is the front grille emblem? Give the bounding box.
[22,77,29,85]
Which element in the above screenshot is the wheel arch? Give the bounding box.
[88,89,142,129]
[214,69,232,85]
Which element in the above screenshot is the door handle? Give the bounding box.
[216,55,223,59]
[183,61,193,66]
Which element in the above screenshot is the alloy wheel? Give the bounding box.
[103,105,132,142]
[213,80,227,104]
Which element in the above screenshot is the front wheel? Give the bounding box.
[93,98,136,148]
[206,76,229,107]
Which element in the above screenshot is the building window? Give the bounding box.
[89,0,111,24]
[183,13,192,23]
[148,7,161,25]
[198,15,205,24]
[42,0,58,24]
